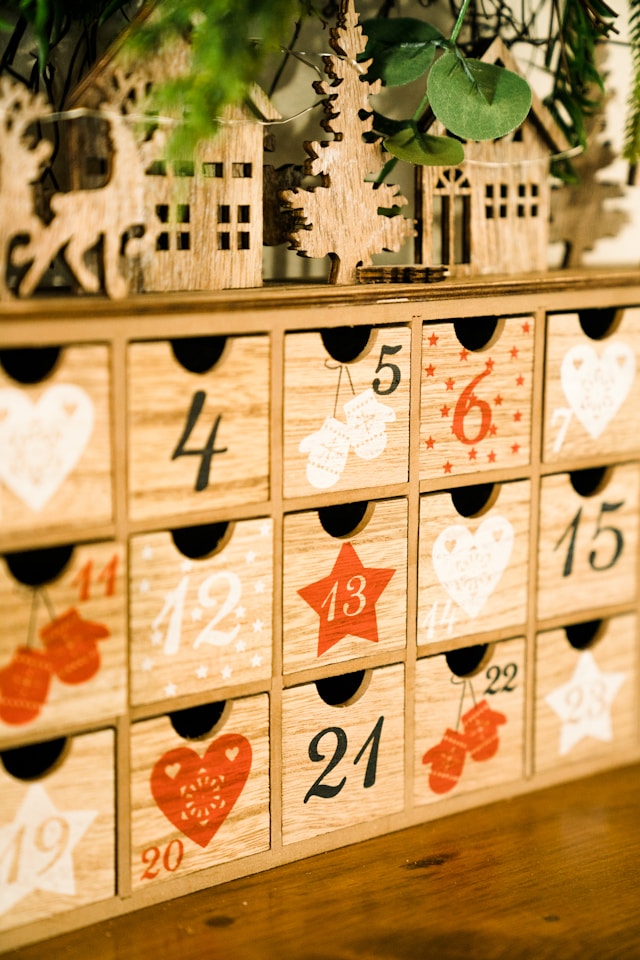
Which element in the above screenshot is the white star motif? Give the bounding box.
[251,654,263,668]
[235,605,246,620]
[195,665,208,679]
[254,580,265,595]
[180,559,193,573]
[139,579,150,594]
[191,607,203,622]
[0,784,97,916]
[221,666,232,680]
[150,630,163,647]
[141,657,154,672]
[545,651,625,756]
[141,545,154,561]
[235,639,247,653]
[164,682,177,697]
[245,550,257,564]
[260,521,271,538]
[252,619,264,634]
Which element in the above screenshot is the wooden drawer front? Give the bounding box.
[0,541,126,746]
[130,693,269,890]
[419,316,534,481]
[281,664,404,845]
[129,518,273,707]
[282,499,407,674]
[534,615,637,773]
[537,464,639,621]
[0,729,115,932]
[543,308,640,463]
[283,326,411,498]
[417,481,530,648]
[127,336,270,523]
[0,345,112,548]
[414,638,525,805]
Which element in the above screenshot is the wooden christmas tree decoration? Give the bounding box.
[281,0,415,284]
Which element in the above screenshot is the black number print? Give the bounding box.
[304,727,348,803]
[172,390,228,491]
[372,345,402,396]
[554,500,625,578]
[303,716,385,803]
[484,663,518,695]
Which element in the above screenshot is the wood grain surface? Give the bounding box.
[6,760,640,959]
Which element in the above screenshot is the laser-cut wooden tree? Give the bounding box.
[281,0,415,284]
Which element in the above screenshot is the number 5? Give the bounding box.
[372,344,402,396]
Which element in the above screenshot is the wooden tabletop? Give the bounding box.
[7,761,640,960]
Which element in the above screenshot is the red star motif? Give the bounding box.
[513,410,522,422]
[445,378,456,391]
[459,348,469,362]
[510,346,519,359]
[428,333,438,347]
[468,448,477,461]
[425,436,436,449]
[488,450,497,463]
[440,404,450,418]
[522,321,530,334]
[494,394,503,406]
[485,358,495,373]
[443,461,453,474]
[489,424,497,436]
[425,364,436,377]
[516,373,525,386]
[297,542,395,657]
[511,442,521,454]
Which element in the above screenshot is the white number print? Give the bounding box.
[152,570,242,654]
[0,784,96,915]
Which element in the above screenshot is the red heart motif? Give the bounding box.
[150,733,252,848]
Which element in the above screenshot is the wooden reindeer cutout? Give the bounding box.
[0,80,53,300]
[14,70,156,300]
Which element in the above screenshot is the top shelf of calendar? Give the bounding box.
[2,268,640,332]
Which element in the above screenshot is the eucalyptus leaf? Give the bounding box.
[361,17,443,86]
[385,123,465,166]
[427,52,531,141]
[371,110,412,137]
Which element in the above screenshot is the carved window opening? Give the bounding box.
[203,162,224,178]
[433,168,471,265]
[232,162,253,178]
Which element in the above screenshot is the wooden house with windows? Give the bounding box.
[416,38,570,277]
[66,31,280,293]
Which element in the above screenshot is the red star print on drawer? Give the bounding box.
[297,542,395,657]
[420,317,534,479]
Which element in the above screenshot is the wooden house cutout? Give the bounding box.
[416,38,570,277]
[66,31,280,294]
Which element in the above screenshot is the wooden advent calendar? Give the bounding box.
[1,269,640,951]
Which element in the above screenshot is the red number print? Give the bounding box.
[452,366,493,445]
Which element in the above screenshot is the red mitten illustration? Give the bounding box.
[0,647,53,725]
[40,607,109,685]
[422,728,468,794]
[461,699,507,761]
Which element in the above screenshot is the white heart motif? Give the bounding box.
[431,515,514,618]
[0,384,95,511]
[561,341,635,439]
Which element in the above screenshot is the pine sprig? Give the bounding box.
[623,0,640,173]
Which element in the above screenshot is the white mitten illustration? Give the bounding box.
[431,515,514,619]
[343,387,396,460]
[299,416,351,489]
[561,341,635,439]
[0,384,94,511]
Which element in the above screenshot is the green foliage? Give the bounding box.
[623,0,640,169]
[543,0,617,176]
[360,13,531,170]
